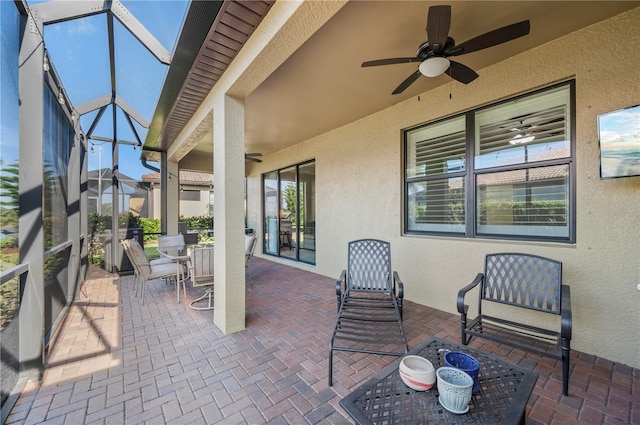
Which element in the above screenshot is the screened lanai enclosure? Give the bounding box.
[3,0,639,423]
[1,0,273,417]
[0,0,192,419]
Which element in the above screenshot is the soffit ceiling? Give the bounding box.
[144,0,274,158]
[150,1,638,172]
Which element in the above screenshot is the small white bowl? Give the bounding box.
[399,355,436,391]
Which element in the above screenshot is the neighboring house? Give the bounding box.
[87,168,151,216]
[141,170,214,219]
[145,3,640,370]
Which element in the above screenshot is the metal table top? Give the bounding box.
[340,337,538,425]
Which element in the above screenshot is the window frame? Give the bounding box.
[261,159,316,265]
[179,189,201,202]
[403,80,576,243]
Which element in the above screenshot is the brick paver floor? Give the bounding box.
[6,257,639,424]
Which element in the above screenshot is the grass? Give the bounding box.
[144,245,161,260]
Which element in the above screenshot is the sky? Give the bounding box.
[598,105,640,151]
[28,0,190,179]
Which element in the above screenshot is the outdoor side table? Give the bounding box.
[340,337,538,425]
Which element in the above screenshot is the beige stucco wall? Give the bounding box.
[148,186,211,219]
[178,186,212,218]
[246,7,640,368]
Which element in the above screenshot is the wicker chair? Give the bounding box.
[328,239,408,386]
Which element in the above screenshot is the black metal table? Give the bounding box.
[340,337,538,425]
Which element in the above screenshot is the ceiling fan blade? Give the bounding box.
[362,57,421,67]
[426,5,451,52]
[245,152,263,162]
[452,20,530,56]
[392,70,422,95]
[447,60,479,84]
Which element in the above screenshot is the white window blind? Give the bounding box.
[404,82,574,242]
[406,116,466,178]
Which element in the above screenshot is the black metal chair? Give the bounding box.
[328,239,408,386]
[457,253,572,395]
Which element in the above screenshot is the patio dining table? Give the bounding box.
[340,337,538,425]
[158,242,215,303]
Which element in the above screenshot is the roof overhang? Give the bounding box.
[143,0,274,161]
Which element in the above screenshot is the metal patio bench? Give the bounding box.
[328,239,408,386]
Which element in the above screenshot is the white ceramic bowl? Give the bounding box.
[436,367,474,414]
[399,355,436,391]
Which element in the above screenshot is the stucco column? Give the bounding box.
[212,95,246,333]
[164,158,180,235]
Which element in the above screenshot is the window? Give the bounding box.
[180,189,200,201]
[404,82,575,242]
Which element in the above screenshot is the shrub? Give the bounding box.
[180,215,213,231]
[0,235,18,249]
[140,218,161,242]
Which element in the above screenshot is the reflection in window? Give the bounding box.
[407,178,465,233]
[475,85,570,170]
[477,165,569,238]
[404,82,574,242]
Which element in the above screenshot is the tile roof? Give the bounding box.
[141,170,214,187]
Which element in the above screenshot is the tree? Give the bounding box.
[282,183,303,225]
[0,162,19,231]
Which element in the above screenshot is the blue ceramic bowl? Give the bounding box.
[444,351,480,393]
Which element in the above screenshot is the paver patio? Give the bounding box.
[6,258,639,424]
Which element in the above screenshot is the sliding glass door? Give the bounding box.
[263,171,279,255]
[278,166,297,260]
[298,162,315,263]
[262,160,315,265]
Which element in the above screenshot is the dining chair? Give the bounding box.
[124,238,182,304]
[328,239,409,386]
[188,247,215,310]
[154,234,185,265]
[158,234,185,250]
[121,239,141,294]
[245,235,258,283]
[124,235,179,291]
[157,233,190,289]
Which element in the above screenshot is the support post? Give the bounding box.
[213,95,246,334]
[165,158,179,236]
[18,10,46,380]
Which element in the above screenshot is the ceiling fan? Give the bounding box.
[245,152,263,163]
[362,5,530,95]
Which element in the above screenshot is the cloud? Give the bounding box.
[66,19,97,35]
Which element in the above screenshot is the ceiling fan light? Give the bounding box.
[419,57,450,77]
